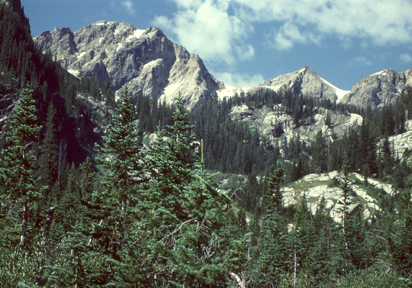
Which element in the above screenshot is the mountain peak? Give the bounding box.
[339,68,412,108]
[34,21,222,109]
[260,66,344,102]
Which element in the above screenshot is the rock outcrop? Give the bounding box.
[0,78,19,137]
[377,120,412,165]
[219,67,412,110]
[229,103,363,145]
[340,69,412,108]
[33,21,224,109]
[281,171,395,222]
[261,66,349,102]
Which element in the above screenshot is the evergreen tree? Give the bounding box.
[38,101,58,197]
[136,96,235,286]
[312,130,327,173]
[335,155,373,278]
[95,85,146,210]
[388,189,412,279]
[0,85,43,250]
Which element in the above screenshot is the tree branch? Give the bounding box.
[368,231,388,242]
[160,218,197,243]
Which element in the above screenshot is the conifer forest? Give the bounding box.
[1,1,412,287]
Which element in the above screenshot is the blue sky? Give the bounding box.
[21,0,412,91]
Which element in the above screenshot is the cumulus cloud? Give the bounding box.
[267,23,320,51]
[152,0,412,78]
[152,0,254,65]
[236,0,412,48]
[121,0,135,15]
[400,53,412,64]
[213,71,265,87]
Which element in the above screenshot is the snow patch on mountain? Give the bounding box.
[158,80,185,104]
[320,77,349,102]
[126,29,145,41]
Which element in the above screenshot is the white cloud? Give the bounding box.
[400,53,412,64]
[235,0,412,47]
[268,23,320,51]
[152,0,412,71]
[348,56,372,67]
[121,0,135,15]
[213,71,265,87]
[152,0,254,65]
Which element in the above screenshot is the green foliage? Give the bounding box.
[0,85,45,251]
[2,1,412,285]
[135,96,236,286]
[337,266,409,288]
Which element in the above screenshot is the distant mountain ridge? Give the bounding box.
[33,21,412,109]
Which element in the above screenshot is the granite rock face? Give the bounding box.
[32,20,412,110]
[340,69,412,108]
[261,66,345,102]
[218,66,350,103]
[229,103,363,146]
[34,21,224,109]
[0,78,19,137]
[281,171,395,222]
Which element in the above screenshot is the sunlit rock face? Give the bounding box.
[280,171,395,223]
[340,69,412,108]
[34,21,224,110]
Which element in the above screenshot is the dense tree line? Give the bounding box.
[3,86,412,287]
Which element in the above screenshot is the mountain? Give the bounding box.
[33,21,224,109]
[33,20,412,110]
[219,66,412,109]
[217,66,350,103]
[340,68,412,108]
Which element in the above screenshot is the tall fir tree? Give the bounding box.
[0,84,43,250]
[135,96,235,287]
[38,101,58,198]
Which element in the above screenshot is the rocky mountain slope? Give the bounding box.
[33,21,224,109]
[281,171,395,222]
[340,69,412,108]
[218,66,412,109]
[33,20,412,110]
[230,103,363,145]
[218,66,349,103]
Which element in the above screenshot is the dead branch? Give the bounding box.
[368,231,388,242]
[229,271,246,288]
[160,218,197,243]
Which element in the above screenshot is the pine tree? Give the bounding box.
[312,130,327,173]
[95,85,146,211]
[266,166,284,213]
[335,154,373,278]
[135,96,235,287]
[388,189,412,278]
[0,84,43,250]
[38,101,58,198]
[50,87,147,286]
